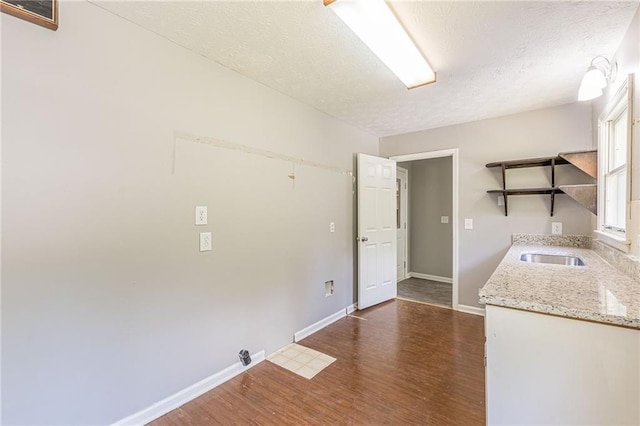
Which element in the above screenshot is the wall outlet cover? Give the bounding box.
[441,216,449,224]
[195,206,208,225]
[498,196,505,206]
[464,218,473,230]
[199,232,212,251]
[330,222,335,233]
[552,222,563,235]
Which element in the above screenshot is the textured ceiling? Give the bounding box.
[94,1,639,137]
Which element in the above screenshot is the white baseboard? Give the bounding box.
[457,304,485,316]
[408,272,453,284]
[346,303,357,314]
[112,350,265,426]
[294,308,346,342]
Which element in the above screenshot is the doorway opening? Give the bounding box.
[391,149,459,310]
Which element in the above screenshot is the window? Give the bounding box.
[604,102,627,230]
[597,76,632,250]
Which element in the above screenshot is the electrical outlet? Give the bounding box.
[330,222,335,233]
[195,206,207,225]
[498,196,505,206]
[552,222,563,235]
[441,216,449,224]
[199,232,212,251]
[325,280,334,297]
[465,218,473,230]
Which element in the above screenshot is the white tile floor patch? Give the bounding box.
[267,343,336,379]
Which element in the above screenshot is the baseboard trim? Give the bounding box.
[457,305,485,316]
[346,303,357,314]
[408,272,453,284]
[112,350,265,426]
[294,308,346,342]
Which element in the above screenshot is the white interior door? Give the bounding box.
[357,153,397,310]
[396,167,408,281]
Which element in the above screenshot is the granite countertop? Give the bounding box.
[479,244,640,329]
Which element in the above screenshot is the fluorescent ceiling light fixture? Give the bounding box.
[578,56,617,101]
[324,0,435,89]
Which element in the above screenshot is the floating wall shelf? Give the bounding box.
[486,150,597,216]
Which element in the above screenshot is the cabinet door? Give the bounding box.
[485,305,640,425]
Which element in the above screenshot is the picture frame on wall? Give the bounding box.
[1,0,58,30]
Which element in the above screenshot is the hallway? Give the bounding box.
[398,277,453,307]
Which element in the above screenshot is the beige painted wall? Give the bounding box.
[1,2,377,424]
[381,103,595,308]
[398,158,453,278]
[592,7,640,256]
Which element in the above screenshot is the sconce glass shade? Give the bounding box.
[325,0,435,89]
[583,66,608,89]
[578,80,603,101]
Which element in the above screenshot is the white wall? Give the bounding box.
[592,7,640,257]
[0,2,377,424]
[380,103,595,307]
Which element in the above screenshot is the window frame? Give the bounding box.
[596,75,633,252]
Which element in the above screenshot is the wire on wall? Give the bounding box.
[173,131,354,179]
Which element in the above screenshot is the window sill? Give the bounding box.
[594,230,630,253]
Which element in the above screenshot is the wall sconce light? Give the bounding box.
[324,0,436,89]
[578,56,617,101]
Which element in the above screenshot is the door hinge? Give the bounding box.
[405,182,407,189]
[404,261,406,267]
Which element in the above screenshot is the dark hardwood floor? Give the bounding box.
[398,277,452,307]
[150,299,485,425]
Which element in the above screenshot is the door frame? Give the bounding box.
[389,149,459,311]
[396,166,409,281]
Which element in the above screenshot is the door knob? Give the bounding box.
[360,236,369,242]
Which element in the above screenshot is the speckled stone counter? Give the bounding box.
[479,242,640,329]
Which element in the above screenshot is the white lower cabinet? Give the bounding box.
[485,305,640,425]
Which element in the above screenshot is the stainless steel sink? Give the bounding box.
[520,253,585,266]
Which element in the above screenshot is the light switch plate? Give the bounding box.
[464,218,473,230]
[195,206,207,225]
[441,216,449,224]
[199,232,212,251]
[552,222,563,235]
